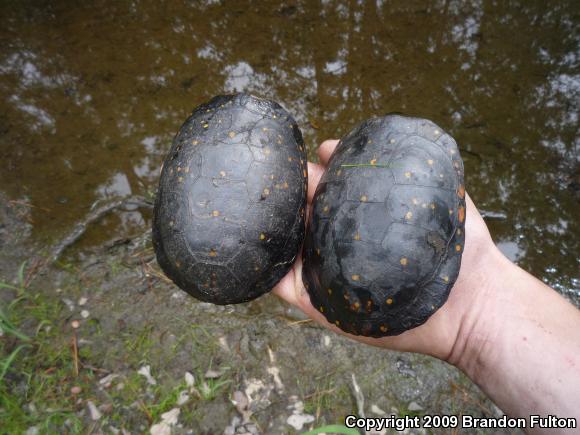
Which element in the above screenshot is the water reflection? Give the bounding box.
[0,0,577,299]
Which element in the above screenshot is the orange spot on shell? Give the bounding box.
[380,325,388,333]
[458,206,465,223]
[352,274,360,281]
[386,298,393,305]
[457,185,465,199]
[400,257,408,266]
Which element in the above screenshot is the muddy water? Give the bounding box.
[0,1,578,300]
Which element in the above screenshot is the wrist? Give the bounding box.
[446,240,580,423]
[445,241,512,381]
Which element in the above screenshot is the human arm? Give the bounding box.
[273,139,580,432]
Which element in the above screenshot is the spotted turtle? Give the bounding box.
[153,94,307,304]
[302,115,466,337]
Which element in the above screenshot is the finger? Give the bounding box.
[272,268,297,305]
[307,162,324,203]
[317,140,339,167]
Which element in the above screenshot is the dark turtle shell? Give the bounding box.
[302,114,466,337]
[153,94,307,305]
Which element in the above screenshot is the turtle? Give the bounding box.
[302,114,466,337]
[153,93,308,305]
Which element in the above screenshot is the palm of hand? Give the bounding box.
[273,140,495,361]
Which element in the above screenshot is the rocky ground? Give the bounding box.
[0,196,515,434]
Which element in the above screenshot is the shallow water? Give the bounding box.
[0,0,578,300]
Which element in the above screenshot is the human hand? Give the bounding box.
[273,139,499,361]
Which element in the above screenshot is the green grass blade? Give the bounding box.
[0,282,21,291]
[0,307,30,341]
[0,345,30,383]
[17,261,27,289]
[301,424,360,435]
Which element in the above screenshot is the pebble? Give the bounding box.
[70,386,82,395]
[138,365,157,385]
[99,373,119,388]
[204,369,223,379]
[78,297,88,306]
[396,357,417,378]
[99,403,113,414]
[371,404,387,416]
[287,414,314,431]
[176,391,189,406]
[87,400,102,420]
[81,310,90,319]
[184,372,195,388]
[62,298,75,311]
[408,401,424,411]
[71,320,80,329]
[150,408,180,435]
[218,336,230,353]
